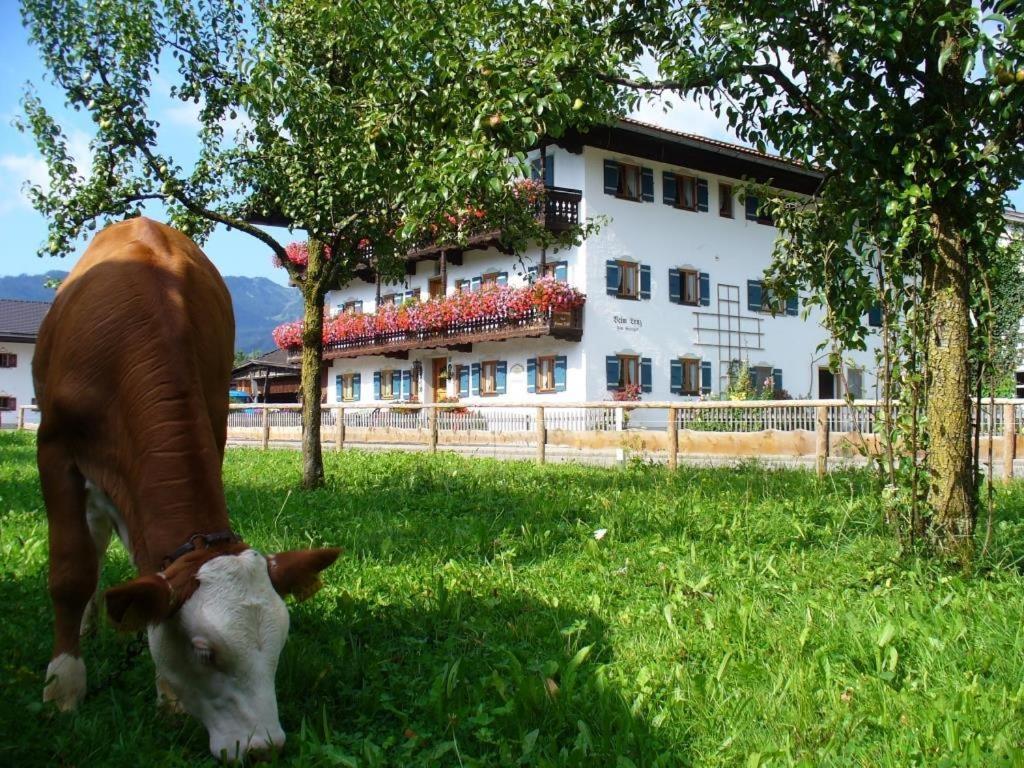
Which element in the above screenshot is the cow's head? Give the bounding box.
[104,546,340,762]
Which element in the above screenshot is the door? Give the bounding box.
[818,367,836,399]
[431,357,448,402]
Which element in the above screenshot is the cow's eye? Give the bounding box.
[192,638,215,665]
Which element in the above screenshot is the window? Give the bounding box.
[867,304,883,328]
[340,374,359,402]
[0,353,16,368]
[751,366,774,393]
[745,195,773,225]
[455,278,470,293]
[542,261,567,281]
[378,293,398,308]
[342,300,363,315]
[847,368,864,400]
[403,289,421,304]
[530,154,554,186]
[536,356,556,392]
[480,361,498,395]
[428,276,446,300]
[619,355,640,389]
[617,163,642,201]
[681,359,700,396]
[375,370,397,400]
[676,174,698,211]
[606,355,651,393]
[0,396,15,411]
[719,184,734,218]
[747,280,797,316]
[1016,370,1024,398]
[680,269,700,306]
[618,262,639,299]
[481,272,507,288]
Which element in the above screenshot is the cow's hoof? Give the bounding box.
[156,676,185,715]
[43,654,87,712]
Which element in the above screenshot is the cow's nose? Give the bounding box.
[246,732,286,763]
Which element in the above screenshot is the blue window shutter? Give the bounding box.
[603,159,619,195]
[554,356,567,392]
[745,195,759,221]
[772,368,784,396]
[544,155,554,186]
[639,264,652,300]
[747,280,763,312]
[373,371,381,400]
[527,358,536,393]
[700,272,711,306]
[670,360,682,394]
[641,167,654,202]
[471,363,480,396]
[496,361,507,394]
[669,269,681,303]
[606,356,620,389]
[868,304,883,327]
[640,358,653,393]
[497,272,508,286]
[554,261,567,282]
[697,179,709,212]
[606,261,620,296]
[401,370,412,400]
[527,265,538,283]
[786,296,799,316]
[700,361,712,394]
[471,277,481,292]
[458,366,469,397]
[662,172,677,205]
[353,373,361,400]
[335,375,342,401]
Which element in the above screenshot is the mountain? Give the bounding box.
[0,271,300,355]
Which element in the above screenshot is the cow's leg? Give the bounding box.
[38,440,94,712]
[79,489,114,637]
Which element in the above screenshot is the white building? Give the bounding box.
[319,119,883,407]
[0,299,50,426]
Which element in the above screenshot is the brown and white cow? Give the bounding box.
[33,217,339,762]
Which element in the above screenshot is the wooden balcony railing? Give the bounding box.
[305,305,584,361]
[408,185,582,258]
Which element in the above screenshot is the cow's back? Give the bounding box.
[33,219,234,562]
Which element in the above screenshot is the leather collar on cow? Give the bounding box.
[162,530,242,569]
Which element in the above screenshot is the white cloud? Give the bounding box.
[163,100,203,130]
[0,129,91,214]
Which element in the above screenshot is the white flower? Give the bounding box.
[593,528,608,541]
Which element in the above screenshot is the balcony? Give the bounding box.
[313,305,583,361]
[275,278,586,361]
[407,185,582,260]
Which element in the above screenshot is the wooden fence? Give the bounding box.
[15,399,1023,477]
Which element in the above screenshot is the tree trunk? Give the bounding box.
[924,211,976,559]
[299,240,327,490]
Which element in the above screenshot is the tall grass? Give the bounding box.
[1,432,1023,766]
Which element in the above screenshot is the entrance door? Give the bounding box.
[431,357,448,402]
[818,367,836,399]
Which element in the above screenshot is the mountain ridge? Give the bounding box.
[0,271,299,354]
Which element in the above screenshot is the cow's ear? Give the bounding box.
[105,575,175,631]
[267,548,342,602]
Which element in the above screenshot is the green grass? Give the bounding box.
[2,431,1024,767]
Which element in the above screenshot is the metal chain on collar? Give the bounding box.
[89,631,146,696]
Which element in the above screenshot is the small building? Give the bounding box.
[230,349,304,403]
[0,299,50,425]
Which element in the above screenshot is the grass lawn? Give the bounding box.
[2,431,1024,766]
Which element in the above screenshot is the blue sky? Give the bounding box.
[1,4,1021,287]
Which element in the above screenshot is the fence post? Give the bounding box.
[667,407,678,470]
[815,405,829,477]
[428,407,438,453]
[1004,403,1016,481]
[335,405,345,452]
[261,406,271,450]
[535,406,546,465]
[17,406,26,431]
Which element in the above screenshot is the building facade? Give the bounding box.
[319,119,884,407]
[0,299,50,425]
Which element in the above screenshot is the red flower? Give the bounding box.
[272,276,585,351]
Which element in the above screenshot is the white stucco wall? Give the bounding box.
[323,140,882,405]
[0,341,36,425]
